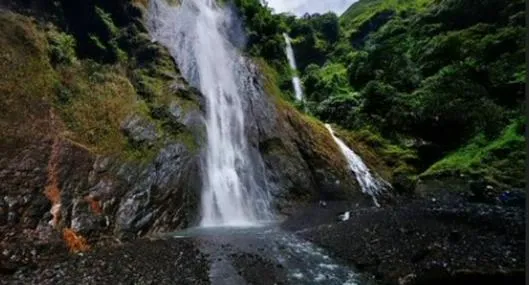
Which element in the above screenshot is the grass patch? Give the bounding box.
[0,12,57,149]
[423,119,525,188]
[254,57,291,102]
[341,0,433,31]
[55,62,138,155]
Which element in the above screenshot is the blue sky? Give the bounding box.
[264,0,358,16]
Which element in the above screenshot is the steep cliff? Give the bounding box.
[0,0,365,267]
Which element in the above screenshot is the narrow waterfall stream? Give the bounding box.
[325,125,391,207]
[148,0,273,227]
[282,34,390,207]
[283,33,304,101]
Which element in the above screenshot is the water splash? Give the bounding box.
[170,226,366,285]
[325,124,391,207]
[283,33,304,101]
[148,0,273,227]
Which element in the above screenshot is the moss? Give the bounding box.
[422,119,525,188]
[166,0,182,5]
[175,131,199,153]
[0,12,57,146]
[133,0,150,8]
[132,69,168,101]
[54,63,138,155]
[254,58,291,102]
[1,4,205,169]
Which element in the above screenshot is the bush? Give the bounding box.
[423,118,525,188]
[47,29,78,65]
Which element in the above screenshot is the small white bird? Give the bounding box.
[338,211,350,221]
[319,200,327,208]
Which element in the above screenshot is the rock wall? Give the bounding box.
[0,0,366,258]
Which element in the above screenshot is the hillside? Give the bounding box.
[234,0,526,198]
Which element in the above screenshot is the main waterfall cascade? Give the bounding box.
[148,0,273,227]
[283,33,304,101]
[325,125,391,207]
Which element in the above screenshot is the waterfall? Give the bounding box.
[325,124,390,207]
[283,33,304,101]
[148,0,273,227]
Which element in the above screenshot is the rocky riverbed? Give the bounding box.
[288,196,525,284]
[2,193,525,285]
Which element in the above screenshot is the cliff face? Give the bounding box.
[0,2,205,255]
[0,0,364,262]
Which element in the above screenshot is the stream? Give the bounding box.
[170,225,375,285]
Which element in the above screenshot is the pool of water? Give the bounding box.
[168,225,376,285]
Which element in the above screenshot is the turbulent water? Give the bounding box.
[325,125,390,207]
[283,33,304,101]
[172,226,368,285]
[148,0,273,227]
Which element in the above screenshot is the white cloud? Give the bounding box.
[264,0,358,16]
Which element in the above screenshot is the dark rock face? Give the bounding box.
[0,138,202,278]
[241,60,363,212]
[0,139,200,235]
[120,114,159,147]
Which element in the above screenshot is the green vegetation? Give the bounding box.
[2,0,524,194]
[1,4,202,162]
[0,12,57,151]
[234,0,525,191]
[54,63,137,154]
[424,119,525,188]
[47,29,78,65]
[255,58,354,191]
[341,0,432,31]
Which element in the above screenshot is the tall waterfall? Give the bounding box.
[283,33,304,101]
[325,124,390,207]
[148,0,273,227]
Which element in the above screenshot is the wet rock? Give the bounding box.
[168,101,184,122]
[120,114,159,146]
[70,199,102,235]
[115,180,153,237]
[398,273,416,285]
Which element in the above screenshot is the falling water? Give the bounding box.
[148,0,273,227]
[283,33,304,101]
[325,124,390,207]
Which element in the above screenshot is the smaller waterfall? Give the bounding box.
[283,33,304,101]
[325,124,390,207]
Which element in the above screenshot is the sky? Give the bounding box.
[264,0,358,16]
